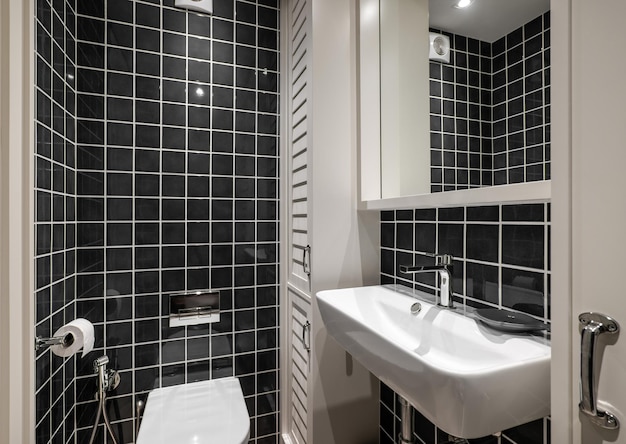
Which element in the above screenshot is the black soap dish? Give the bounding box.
[474,308,548,333]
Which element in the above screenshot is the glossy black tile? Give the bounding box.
[409,223,433,259]
[131,269,158,295]
[130,224,158,247]
[466,224,499,263]
[163,8,186,33]
[161,32,186,57]
[107,21,132,47]
[104,247,131,272]
[212,63,234,86]
[106,97,132,122]
[503,202,544,221]
[77,0,104,18]
[135,174,161,196]
[439,207,464,222]
[502,225,545,269]
[186,199,209,220]
[134,198,159,222]
[467,206,500,222]
[502,268,544,315]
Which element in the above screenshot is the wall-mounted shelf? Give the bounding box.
[360,180,551,211]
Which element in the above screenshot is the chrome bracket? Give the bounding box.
[35,333,73,351]
[579,312,620,430]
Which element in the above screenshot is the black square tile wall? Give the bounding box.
[379,203,551,443]
[429,28,491,193]
[35,0,279,443]
[379,381,550,444]
[492,12,550,185]
[429,12,550,192]
[381,203,550,318]
[35,0,78,443]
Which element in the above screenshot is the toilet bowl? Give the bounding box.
[136,377,250,444]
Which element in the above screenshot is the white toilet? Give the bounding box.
[136,377,250,444]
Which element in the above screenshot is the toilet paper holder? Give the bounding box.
[35,333,74,351]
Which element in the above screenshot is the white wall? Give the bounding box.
[309,0,380,442]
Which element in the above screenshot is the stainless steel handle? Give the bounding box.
[302,321,311,352]
[579,312,620,430]
[302,245,311,276]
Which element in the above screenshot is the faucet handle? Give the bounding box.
[419,252,453,263]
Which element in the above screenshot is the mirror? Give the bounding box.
[379,0,431,198]
[366,0,551,200]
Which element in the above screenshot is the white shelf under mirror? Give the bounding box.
[360,180,551,211]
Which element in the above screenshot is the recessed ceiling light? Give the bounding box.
[454,0,473,8]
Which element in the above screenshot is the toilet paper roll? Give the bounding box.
[50,318,95,358]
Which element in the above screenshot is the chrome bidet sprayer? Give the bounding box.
[88,355,120,444]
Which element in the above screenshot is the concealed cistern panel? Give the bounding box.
[169,290,220,327]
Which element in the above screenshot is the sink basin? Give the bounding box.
[316,285,550,439]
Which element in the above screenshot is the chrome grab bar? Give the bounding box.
[579,312,620,430]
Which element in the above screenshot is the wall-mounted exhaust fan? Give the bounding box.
[429,32,450,63]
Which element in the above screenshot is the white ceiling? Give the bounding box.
[429,0,550,43]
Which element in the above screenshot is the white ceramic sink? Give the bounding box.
[316,285,550,439]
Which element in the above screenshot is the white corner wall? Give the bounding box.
[0,0,35,442]
[550,0,573,438]
[309,0,380,442]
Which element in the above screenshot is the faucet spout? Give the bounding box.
[399,254,455,308]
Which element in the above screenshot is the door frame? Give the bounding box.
[0,0,35,442]
[551,0,585,441]
[551,0,573,440]
[0,0,583,442]
[552,0,626,440]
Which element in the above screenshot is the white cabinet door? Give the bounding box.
[286,287,312,444]
[282,0,313,440]
[281,0,311,438]
[285,0,312,295]
[552,0,626,441]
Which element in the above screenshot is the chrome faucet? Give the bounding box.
[400,254,455,308]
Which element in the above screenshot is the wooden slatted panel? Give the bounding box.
[288,0,310,290]
[289,288,311,444]
[285,1,311,442]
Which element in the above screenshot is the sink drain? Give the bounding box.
[410,302,422,315]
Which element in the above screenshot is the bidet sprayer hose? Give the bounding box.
[101,393,118,444]
[87,382,119,444]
